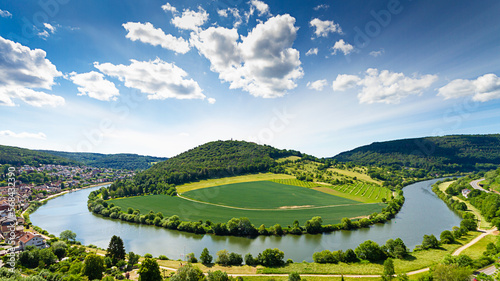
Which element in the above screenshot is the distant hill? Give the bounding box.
[0,145,79,166]
[38,150,167,170]
[333,134,500,173]
[109,140,302,196]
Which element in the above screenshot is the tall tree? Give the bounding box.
[106,235,126,264]
[82,254,105,281]
[138,258,162,281]
[199,248,213,265]
[59,230,77,242]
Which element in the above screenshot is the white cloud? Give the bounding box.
[218,8,242,28]
[310,18,341,38]
[332,69,438,104]
[94,58,205,101]
[162,2,177,14]
[123,22,190,54]
[369,49,384,57]
[332,74,361,91]
[313,4,329,11]
[69,71,120,101]
[0,9,12,18]
[0,36,64,107]
[44,23,56,33]
[250,0,270,16]
[307,79,327,91]
[207,97,216,104]
[332,39,354,55]
[191,14,303,98]
[171,7,209,31]
[38,30,50,39]
[306,48,318,56]
[438,73,500,102]
[0,130,47,140]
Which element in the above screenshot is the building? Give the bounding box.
[18,233,47,250]
[462,189,472,198]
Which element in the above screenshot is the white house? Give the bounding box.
[462,189,472,198]
[18,233,47,250]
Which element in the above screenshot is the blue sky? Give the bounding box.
[0,0,499,158]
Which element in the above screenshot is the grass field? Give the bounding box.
[313,184,392,203]
[269,178,321,188]
[110,192,384,226]
[182,181,356,209]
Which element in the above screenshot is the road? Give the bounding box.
[477,264,497,276]
[470,179,488,193]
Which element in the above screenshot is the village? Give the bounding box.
[0,164,135,254]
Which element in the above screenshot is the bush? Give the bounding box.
[158,255,169,260]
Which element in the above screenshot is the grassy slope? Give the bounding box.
[110,194,384,226]
[182,181,359,209]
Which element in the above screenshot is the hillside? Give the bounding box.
[108,140,301,196]
[39,150,167,170]
[482,167,500,192]
[333,134,500,173]
[0,145,78,166]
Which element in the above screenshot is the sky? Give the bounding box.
[0,0,500,158]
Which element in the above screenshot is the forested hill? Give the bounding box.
[136,140,302,186]
[0,145,78,166]
[38,150,167,170]
[333,134,500,173]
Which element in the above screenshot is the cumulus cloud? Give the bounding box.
[161,3,177,14]
[0,36,65,107]
[310,18,341,38]
[207,97,216,104]
[217,8,242,28]
[123,22,190,54]
[250,0,270,16]
[171,6,209,31]
[190,14,303,98]
[438,74,500,102]
[332,69,438,104]
[94,58,205,101]
[44,23,56,33]
[0,130,47,140]
[0,9,12,18]
[332,74,361,91]
[307,79,327,91]
[332,39,354,55]
[69,71,120,101]
[306,48,318,56]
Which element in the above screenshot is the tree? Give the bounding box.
[341,217,353,230]
[304,216,322,234]
[382,258,395,280]
[383,238,407,259]
[216,250,230,266]
[59,230,76,242]
[421,234,439,250]
[439,230,455,244]
[460,218,477,231]
[82,254,105,281]
[200,248,213,265]
[288,272,301,281]
[128,251,140,266]
[342,249,358,263]
[187,252,198,263]
[106,235,126,264]
[170,263,204,281]
[207,270,231,281]
[259,248,285,267]
[51,241,68,260]
[245,253,257,266]
[355,240,385,262]
[138,258,162,281]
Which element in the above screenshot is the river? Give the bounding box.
[30,178,461,262]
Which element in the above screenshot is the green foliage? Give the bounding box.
[207,270,231,281]
[382,258,395,280]
[127,252,140,266]
[170,263,204,281]
[51,241,68,260]
[355,240,385,262]
[82,254,105,281]
[200,248,213,265]
[432,263,473,280]
[59,230,77,242]
[288,272,301,281]
[39,150,168,170]
[187,253,198,263]
[382,238,407,259]
[138,258,162,281]
[258,248,285,267]
[334,134,500,175]
[421,234,439,250]
[439,230,455,244]
[106,235,126,264]
[0,145,78,166]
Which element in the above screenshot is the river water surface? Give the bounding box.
[31,178,461,262]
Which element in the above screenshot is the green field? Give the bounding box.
[110,181,385,226]
[182,181,356,209]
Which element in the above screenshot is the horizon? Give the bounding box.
[1,0,500,158]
